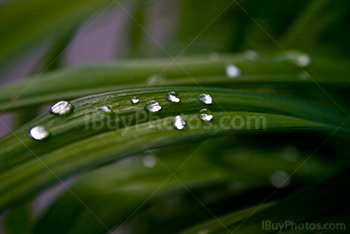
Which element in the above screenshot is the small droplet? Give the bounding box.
[198,94,213,105]
[143,155,157,168]
[98,106,114,115]
[145,100,162,112]
[199,109,213,122]
[166,91,181,103]
[131,96,140,104]
[244,49,258,60]
[283,146,299,162]
[296,54,311,67]
[226,64,241,78]
[270,171,290,188]
[174,115,186,130]
[50,101,73,115]
[278,51,311,67]
[30,126,49,141]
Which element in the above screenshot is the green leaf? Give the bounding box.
[1,54,350,112]
[0,87,348,212]
[180,167,350,233]
[32,139,341,234]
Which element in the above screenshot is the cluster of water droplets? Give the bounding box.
[30,91,216,140]
[30,100,75,140]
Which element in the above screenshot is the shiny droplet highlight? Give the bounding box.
[270,171,290,188]
[30,126,49,141]
[174,115,186,130]
[50,101,73,115]
[145,100,162,112]
[199,109,213,122]
[166,91,181,103]
[131,96,140,104]
[198,94,213,105]
[226,64,241,78]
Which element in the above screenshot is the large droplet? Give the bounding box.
[145,100,162,112]
[30,126,49,141]
[226,64,241,78]
[198,94,213,105]
[270,171,290,188]
[174,115,186,130]
[166,91,181,103]
[131,96,140,104]
[199,109,213,122]
[50,101,73,116]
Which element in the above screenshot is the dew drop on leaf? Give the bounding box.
[174,115,186,130]
[30,126,49,141]
[226,64,241,78]
[198,94,213,104]
[50,100,73,115]
[145,100,162,112]
[98,106,114,115]
[244,49,258,60]
[143,155,157,168]
[199,108,213,122]
[166,91,181,103]
[270,171,290,188]
[131,96,140,104]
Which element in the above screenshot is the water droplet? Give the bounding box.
[296,54,311,67]
[131,96,140,104]
[166,91,181,103]
[244,50,258,60]
[98,106,114,115]
[278,51,311,67]
[198,94,213,105]
[145,100,162,112]
[283,146,299,162]
[174,115,186,130]
[50,101,73,115]
[270,171,290,188]
[147,74,165,85]
[226,64,241,78]
[199,109,213,122]
[143,155,157,168]
[30,126,49,141]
